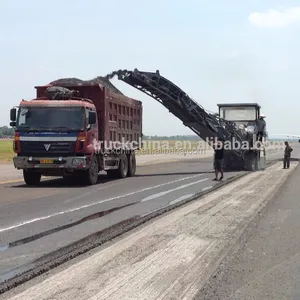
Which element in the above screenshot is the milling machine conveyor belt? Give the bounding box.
[106,69,244,156]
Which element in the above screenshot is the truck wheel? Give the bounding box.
[23,170,41,186]
[117,154,128,178]
[127,152,136,177]
[84,155,99,185]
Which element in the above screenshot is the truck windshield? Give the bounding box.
[221,108,256,121]
[16,106,85,131]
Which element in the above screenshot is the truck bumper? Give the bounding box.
[13,156,90,171]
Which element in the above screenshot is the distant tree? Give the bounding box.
[0,126,14,138]
[143,134,201,140]
[0,126,200,140]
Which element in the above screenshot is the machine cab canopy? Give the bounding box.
[217,103,261,122]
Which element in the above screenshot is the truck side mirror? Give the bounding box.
[10,108,17,121]
[88,111,96,124]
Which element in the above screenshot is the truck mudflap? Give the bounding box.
[13,156,90,170]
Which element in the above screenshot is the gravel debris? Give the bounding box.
[49,76,124,95]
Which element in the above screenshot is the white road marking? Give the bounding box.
[60,173,204,204]
[141,178,208,202]
[201,185,213,192]
[64,181,122,204]
[0,174,204,233]
[167,184,214,206]
[168,194,195,206]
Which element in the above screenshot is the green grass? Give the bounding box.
[0,139,14,163]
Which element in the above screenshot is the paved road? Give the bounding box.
[1,159,298,300]
[0,164,23,183]
[0,147,287,183]
[195,152,300,299]
[0,152,214,183]
[0,157,233,279]
[0,147,296,285]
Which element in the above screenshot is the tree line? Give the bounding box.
[0,126,200,140]
[0,126,14,138]
[143,135,201,140]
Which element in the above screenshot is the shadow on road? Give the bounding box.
[9,169,241,188]
[10,174,119,189]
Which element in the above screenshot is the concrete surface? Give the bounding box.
[2,161,297,300]
[194,157,300,299]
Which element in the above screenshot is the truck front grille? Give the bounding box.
[20,141,76,157]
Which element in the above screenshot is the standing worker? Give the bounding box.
[213,139,224,181]
[283,141,293,169]
[257,113,266,142]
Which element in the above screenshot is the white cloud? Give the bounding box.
[249,7,300,28]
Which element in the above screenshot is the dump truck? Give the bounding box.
[9,81,142,186]
[106,69,267,171]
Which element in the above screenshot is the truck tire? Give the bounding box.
[83,155,99,185]
[23,170,41,186]
[127,152,136,177]
[117,154,128,178]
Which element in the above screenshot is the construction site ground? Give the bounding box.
[1,155,299,299]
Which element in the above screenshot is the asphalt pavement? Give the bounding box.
[0,157,232,280]
[0,146,297,288]
[1,159,298,300]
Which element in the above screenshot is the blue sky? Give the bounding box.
[1,0,300,137]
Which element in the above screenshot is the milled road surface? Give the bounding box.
[194,153,300,299]
[1,160,297,300]
[0,146,297,291]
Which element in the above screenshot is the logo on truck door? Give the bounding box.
[44,144,51,151]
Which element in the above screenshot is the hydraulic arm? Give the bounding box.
[106,69,245,157]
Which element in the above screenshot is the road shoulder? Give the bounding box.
[195,162,300,300]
